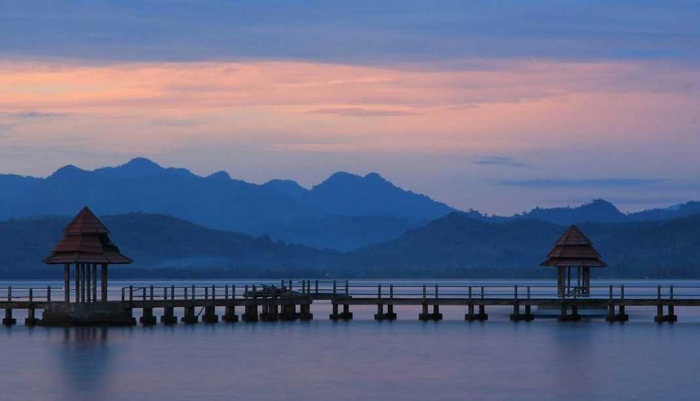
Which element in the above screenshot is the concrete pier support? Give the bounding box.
[330,302,339,320]
[40,303,135,326]
[465,304,488,321]
[223,305,238,323]
[140,307,157,326]
[279,304,298,321]
[25,308,39,326]
[419,304,443,321]
[654,304,678,323]
[385,305,397,320]
[260,304,279,322]
[510,303,534,322]
[374,303,397,321]
[2,309,16,326]
[329,303,353,321]
[299,303,313,321]
[558,304,582,322]
[182,306,198,324]
[605,304,629,323]
[374,303,384,320]
[202,306,219,324]
[242,304,259,322]
[160,306,177,325]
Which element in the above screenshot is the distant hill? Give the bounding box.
[628,201,700,222]
[262,215,414,251]
[0,174,42,203]
[513,199,626,225]
[0,213,344,278]
[352,212,700,278]
[448,201,627,225]
[2,211,700,279]
[481,199,700,227]
[0,158,453,249]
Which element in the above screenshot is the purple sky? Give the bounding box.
[0,1,698,213]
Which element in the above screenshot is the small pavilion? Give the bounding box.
[540,225,606,298]
[43,207,131,303]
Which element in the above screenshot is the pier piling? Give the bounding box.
[299,303,313,321]
[182,306,198,324]
[202,306,219,324]
[242,304,259,322]
[140,307,157,326]
[160,306,177,325]
[3,308,16,326]
[223,305,239,323]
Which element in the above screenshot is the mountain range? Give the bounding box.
[0,158,451,250]
[1,158,699,251]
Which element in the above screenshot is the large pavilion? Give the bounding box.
[541,225,607,298]
[44,206,132,303]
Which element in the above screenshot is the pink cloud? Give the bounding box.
[0,59,696,159]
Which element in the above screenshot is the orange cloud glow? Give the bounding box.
[0,59,697,159]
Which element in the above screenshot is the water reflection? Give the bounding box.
[551,325,595,400]
[57,327,112,400]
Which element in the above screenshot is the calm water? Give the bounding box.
[1,280,700,401]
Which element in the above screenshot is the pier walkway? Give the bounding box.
[0,281,694,326]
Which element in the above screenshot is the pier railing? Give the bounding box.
[115,281,695,302]
[0,286,59,302]
[0,281,698,326]
[0,282,694,303]
[119,282,315,302]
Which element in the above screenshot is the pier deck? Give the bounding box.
[0,281,694,326]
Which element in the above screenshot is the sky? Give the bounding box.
[0,1,699,214]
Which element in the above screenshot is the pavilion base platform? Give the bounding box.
[40,303,136,327]
[535,304,608,319]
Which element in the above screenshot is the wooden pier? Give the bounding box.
[7,209,690,327]
[0,281,696,327]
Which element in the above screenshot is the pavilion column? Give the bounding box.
[101,264,108,302]
[86,264,92,302]
[75,263,81,303]
[92,264,97,302]
[576,267,581,291]
[64,263,70,303]
[583,267,590,295]
[81,263,87,303]
[557,267,564,298]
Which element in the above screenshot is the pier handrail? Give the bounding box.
[0,286,61,302]
[104,282,700,302]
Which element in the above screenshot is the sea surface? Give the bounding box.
[1,279,700,401]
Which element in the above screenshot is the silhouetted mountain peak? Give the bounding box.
[47,164,87,180]
[263,179,307,198]
[94,157,193,178]
[123,157,161,169]
[364,172,389,183]
[518,198,625,225]
[318,171,361,184]
[206,171,231,181]
[314,171,395,191]
[113,157,165,175]
[585,198,619,211]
